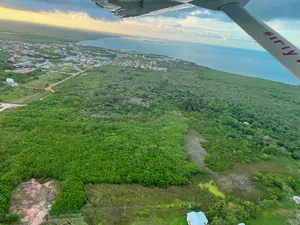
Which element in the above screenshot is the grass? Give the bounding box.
[249,200,297,225]
[199,181,225,199]
[0,85,41,102]
[228,157,300,178]
[22,90,52,103]
[0,67,76,103]
[250,210,288,225]
[23,70,71,89]
[45,213,87,225]
[215,156,300,201]
[171,216,188,225]
[83,183,218,225]
[271,156,300,179]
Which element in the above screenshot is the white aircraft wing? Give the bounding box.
[219,3,300,79]
[93,0,194,18]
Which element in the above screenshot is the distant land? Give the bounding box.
[81,36,300,85]
[0,20,108,43]
[0,20,299,85]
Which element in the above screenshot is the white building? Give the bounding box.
[187,212,209,225]
[5,78,16,86]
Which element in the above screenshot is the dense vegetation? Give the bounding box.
[76,66,300,171]
[1,56,300,224]
[51,179,87,214]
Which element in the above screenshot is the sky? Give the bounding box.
[0,0,299,50]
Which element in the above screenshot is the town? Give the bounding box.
[0,39,173,79]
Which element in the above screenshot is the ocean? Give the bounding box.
[81,37,300,85]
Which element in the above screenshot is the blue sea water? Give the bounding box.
[81,37,300,85]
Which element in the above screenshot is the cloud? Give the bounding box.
[1,0,300,22]
[152,0,300,22]
[0,1,299,50]
[0,0,119,21]
[0,6,262,49]
[247,0,300,21]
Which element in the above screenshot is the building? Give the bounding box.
[35,61,54,69]
[61,56,77,61]
[12,68,34,74]
[293,196,300,204]
[187,212,209,225]
[5,78,16,86]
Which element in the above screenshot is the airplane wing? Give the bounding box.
[93,0,194,18]
[219,3,300,79]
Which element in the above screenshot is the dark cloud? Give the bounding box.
[161,0,300,22]
[247,0,300,21]
[0,0,299,22]
[161,7,231,22]
[0,0,120,21]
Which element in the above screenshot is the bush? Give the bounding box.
[50,178,86,214]
[136,210,150,217]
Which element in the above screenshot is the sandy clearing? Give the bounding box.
[184,129,213,173]
[0,102,27,112]
[10,179,59,225]
[217,174,253,193]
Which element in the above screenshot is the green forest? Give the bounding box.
[1,55,300,224]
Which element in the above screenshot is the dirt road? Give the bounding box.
[0,102,27,112]
[45,71,81,93]
[44,64,98,93]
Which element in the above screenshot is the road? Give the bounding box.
[0,103,27,112]
[2,66,95,107]
[44,64,99,93]
[45,71,81,93]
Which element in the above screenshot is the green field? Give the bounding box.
[23,70,73,89]
[84,182,214,225]
[249,200,297,225]
[0,65,76,103]
[1,60,300,225]
[199,181,225,199]
[0,85,40,102]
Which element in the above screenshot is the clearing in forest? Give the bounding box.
[0,102,26,112]
[10,179,59,225]
[184,129,211,173]
[83,183,218,225]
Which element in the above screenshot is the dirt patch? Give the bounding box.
[184,129,212,172]
[288,209,300,225]
[217,174,253,193]
[0,102,26,112]
[10,179,59,225]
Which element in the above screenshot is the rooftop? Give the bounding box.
[187,211,208,225]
